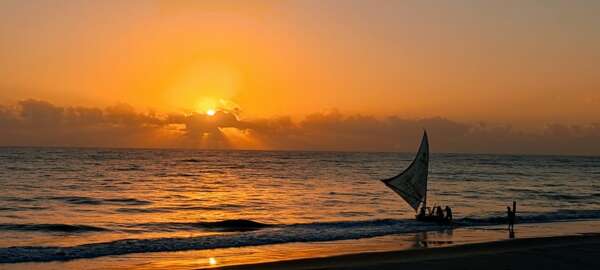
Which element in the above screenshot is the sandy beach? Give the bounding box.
[220,234,600,270]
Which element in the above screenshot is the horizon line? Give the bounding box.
[1,144,598,158]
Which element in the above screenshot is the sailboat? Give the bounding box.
[381,131,450,223]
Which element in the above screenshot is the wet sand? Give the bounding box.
[220,234,600,270]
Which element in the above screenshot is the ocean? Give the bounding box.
[0,148,599,264]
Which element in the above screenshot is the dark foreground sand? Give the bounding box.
[219,234,600,270]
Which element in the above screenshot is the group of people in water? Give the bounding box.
[416,201,517,231]
[416,205,453,223]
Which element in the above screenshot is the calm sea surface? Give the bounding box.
[0,148,599,263]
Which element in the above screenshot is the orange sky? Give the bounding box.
[1,1,599,154]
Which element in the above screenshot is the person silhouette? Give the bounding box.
[507,201,516,231]
[417,206,427,220]
[435,206,444,221]
[444,206,453,222]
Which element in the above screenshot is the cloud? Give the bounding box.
[0,99,599,155]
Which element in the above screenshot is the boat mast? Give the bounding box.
[423,190,427,211]
[422,131,428,212]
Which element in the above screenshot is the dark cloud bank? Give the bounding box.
[1,99,599,155]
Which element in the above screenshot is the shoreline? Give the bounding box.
[219,234,600,270]
[2,220,600,270]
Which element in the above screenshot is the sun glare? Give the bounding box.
[206,109,216,116]
[208,257,218,265]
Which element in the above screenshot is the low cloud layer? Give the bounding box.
[1,99,599,155]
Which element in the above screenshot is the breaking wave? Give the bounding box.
[151,219,274,232]
[1,210,599,263]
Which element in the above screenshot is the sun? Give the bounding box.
[206,109,216,116]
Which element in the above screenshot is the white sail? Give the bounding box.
[382,131,429,211]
